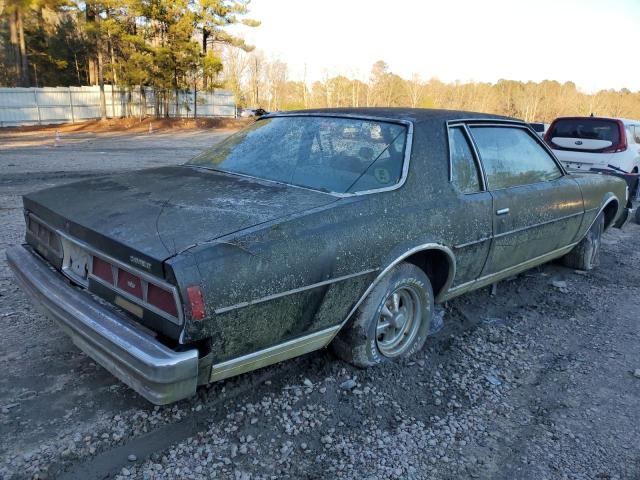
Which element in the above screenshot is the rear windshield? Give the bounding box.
[188,116,407,194]
[548,118,620,144]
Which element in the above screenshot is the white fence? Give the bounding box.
[0,86,237,127]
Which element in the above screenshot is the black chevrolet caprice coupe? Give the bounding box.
[7,108,628,404]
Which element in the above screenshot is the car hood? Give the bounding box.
[24,166,337,268]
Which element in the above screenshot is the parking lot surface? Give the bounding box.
[1,128,639,479]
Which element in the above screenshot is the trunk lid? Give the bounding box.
[24,166,337,276]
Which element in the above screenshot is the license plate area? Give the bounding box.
[61,237,91,287]
[564,161,592,171]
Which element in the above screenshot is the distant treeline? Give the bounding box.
[1,0,638,122]
[222,57,640,122]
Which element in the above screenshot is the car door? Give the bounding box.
[468,124,584,276]
[445,124,493,288]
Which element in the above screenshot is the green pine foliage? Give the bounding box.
[0,0,259,92]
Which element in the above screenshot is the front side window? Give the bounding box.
[188,116,407,194]
[470,126,562,190]
[448,127,481,193]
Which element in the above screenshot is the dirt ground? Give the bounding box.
[2,117,249,135]
[0,128,639,480]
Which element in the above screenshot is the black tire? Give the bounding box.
[561,212,604,271]
[332,262,433,368]
[634,206,640,225]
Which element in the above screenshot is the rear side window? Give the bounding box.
[470,127,562,190]
[548,118,620,144]
[448,127,481,193]
[529,123,545,133]
[189,116,407,194]
[631,126,640,144]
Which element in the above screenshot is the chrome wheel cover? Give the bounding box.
[375,286,422,357]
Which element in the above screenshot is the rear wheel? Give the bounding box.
[332,262,433,368]
[561,212,604,271]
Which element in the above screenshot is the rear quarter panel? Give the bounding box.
[569,172,627,239]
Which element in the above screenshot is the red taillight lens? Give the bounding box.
[29,217,62,253]
[117,269,143,299]
[148,283,178,317]
[601,120,628,153]
[187,286,206,320]
[92,256,114,283]
[543,121,555,145]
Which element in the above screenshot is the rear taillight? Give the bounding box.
[187,286,206,320]
[92,256,113,283]
[90,254,180,322]
[601,120,627,153]
[117,268,143,299]
[543,122,554,145]
[148,283,178,317]
[28,215,62,254]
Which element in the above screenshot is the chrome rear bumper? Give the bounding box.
[6,245,198,405]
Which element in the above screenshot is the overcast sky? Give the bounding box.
[230,0,640,93]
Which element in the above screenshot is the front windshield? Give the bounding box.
[188,116,408,194]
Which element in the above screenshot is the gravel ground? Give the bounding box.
[1,128,639,480]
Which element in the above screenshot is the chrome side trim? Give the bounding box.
[441,242,577,301]
[28,213,184,326]
[228,113,414,198]
[213,269,378,315]
[209,325,340,382]
[453,236,492,249]
[493,211,583,239]
[6,245,198,405]
[336,243,456,329]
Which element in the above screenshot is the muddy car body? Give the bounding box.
[7,108,629,404]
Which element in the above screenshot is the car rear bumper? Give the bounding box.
[6,245,199,405]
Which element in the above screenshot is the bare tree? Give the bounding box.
[265,59,287,110]
[405,73,423,108]
[247,51,265,107]
[221,46,249,106]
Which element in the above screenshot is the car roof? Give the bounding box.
[267,108,517,124]
[551,115,640,125]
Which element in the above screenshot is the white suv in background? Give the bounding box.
[529,122,549,138]
[544,116,640,173]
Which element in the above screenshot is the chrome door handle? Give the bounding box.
[496,208,510,215]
